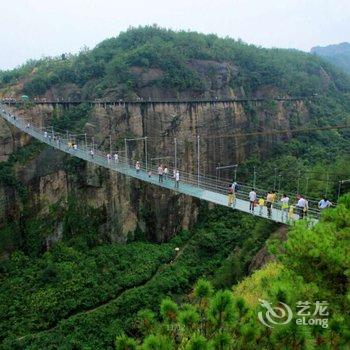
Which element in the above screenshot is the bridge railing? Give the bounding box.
[0,105,323,221]
[124,157,322,218]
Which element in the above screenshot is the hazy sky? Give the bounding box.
[0,0,349,70]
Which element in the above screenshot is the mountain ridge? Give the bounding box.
[1,26,350,102]
[311,41,350,74]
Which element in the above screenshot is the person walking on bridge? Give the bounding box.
[266,191,274,218]
[297,195,307,219]
[175,170,180,189]
[164,166,169,180]
[107,153,112,165]
[158,164,164,183]
[227,184,234,207]
[232,181,239,193]
[90,149,94,159]
[135,161,141,174]
[114,153,119,164]
[249,188,257,212]
[280,194,290,222]
[288,205,295,222]
[258,196,265,216]
[318,197,332,211]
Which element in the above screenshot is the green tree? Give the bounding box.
[115,334,138,350]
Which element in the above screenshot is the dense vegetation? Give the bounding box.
[1,26,350,99]
[235,118,350,202]
[118,194,350,349]
[0,206,276,348]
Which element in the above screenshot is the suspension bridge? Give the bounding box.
[0,104,325,225]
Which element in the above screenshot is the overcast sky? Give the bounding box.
[0,0,349,70]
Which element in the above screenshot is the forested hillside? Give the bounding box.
[0,26,349,349]
[118,194,350,349]
[1,25,350,100]
[0,207,277,348]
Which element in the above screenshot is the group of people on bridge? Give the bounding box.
[44,131,64,149]
[228,183,332,222]
[134,161,180,188]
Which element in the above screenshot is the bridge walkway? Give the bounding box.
[0,105,318,225]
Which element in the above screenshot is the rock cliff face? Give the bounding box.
[85,100,307,171]
[0,99,308,250]
[0,118,30,162]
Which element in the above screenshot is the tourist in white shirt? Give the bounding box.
[158,165,164,183]
[249,189,257,212]
[318,198,332,210]
[135,161,141,174]
[297,195,307,219]
[281,194,290,221]
[163,166,169,180]
[175,170,180,188]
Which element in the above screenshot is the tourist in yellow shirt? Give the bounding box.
[258,197,265,216]
[266,191,275,218]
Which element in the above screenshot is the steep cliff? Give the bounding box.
[1,26,350,255]
[0,98,316,254]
